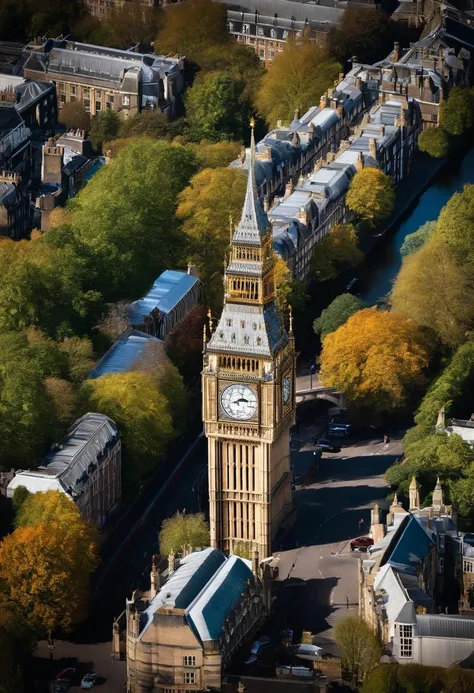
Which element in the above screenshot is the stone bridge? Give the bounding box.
[295,373,345,407]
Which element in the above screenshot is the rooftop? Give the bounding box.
[88,329,162,380]
[129,270,199,326]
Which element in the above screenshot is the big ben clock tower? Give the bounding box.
[202,120,295,559]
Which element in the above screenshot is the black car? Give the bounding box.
[53,681,70,693]
[313,438,341,453]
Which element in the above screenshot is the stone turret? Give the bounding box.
[370,503,385,543]
[432,477,444,511]
[409,476,421,511]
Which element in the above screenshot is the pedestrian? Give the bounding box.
[358,518,364,532]
[384,434,390,444]
[346,595,349,609]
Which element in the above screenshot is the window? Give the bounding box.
[242,23,250,33]
[96,101,102,113]
[257,27,264,36]
[59,82,66,94]
[84,99,91,112]
[96,89,102,98]
[83,87,90,97]
[184,672,195,685]
[70,95,76,102]
[464,559,473,573]
[122,95,130,107]
[259,49,265,58]
[270,28,276,38]
[70,85,76,95]
[283,30,289,39]
[399,624,413,658]
[226,319,232,327]
[183,656,196,667]
[228,22,234,31]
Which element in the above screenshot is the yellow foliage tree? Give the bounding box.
[312,224,363,281]
[391,236,474,348]
[255,38,340,126]
[177,167,247,311]
[320,309,432,413]
[346,168,395,225]
[0,491,99,639]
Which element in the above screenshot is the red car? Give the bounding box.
[350,536,374,552]
[56,669,76,681]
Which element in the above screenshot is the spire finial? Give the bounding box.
[250,116,256,166]
[203,323,207,349]
[289,305,294,334]
[229,214,233,245]
[207,308,213,334]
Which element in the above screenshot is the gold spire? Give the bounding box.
[207,308,213,334]
[202,323,207,349]
[289,305,293,335]
[229,214,233,245]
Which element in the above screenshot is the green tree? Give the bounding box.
[334,615,381,684]
[177,166,247,310]
[363,664,401,693]
[391,236,474,348]
[400,221,436,256]
[311,224,363,281]
[185,140,242,170]
[185,71,251,142]
[44,378,78,428]
[440,86,474,136]
[320,309,433,414]
[58,102,90,132]
[255,39,340,127]
[89,110,120,152]
[437,184,474,262]
[346,168,395,226]
[274,257,308,315]
[327,9,395,65]
[66,139,198,301]
[154,0,228,68]
[15,489,82,529]
[11,487,30,515]
[313,293,365,339]
[165,305,207,382]
[418,127,451,158]
[119,110,170,140]
[159,511,210,555]
[104,0,162,49]
[82,371,174,488]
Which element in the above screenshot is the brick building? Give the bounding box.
[0,170,30,239]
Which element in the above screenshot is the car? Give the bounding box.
[293,643,325,661]
[350,536,374,552]
[56,669,76,681]
[53,681,70,693]
[81,672,98,689]
[245,636,271,664]
[327,425,350,439]
[346,278,358,291]
[313,438,341,453]
[464,533,474,546]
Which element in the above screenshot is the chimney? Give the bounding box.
[293,108,299,121]
[252,549,260,576]
[320,93,328,108]
[297,205,307,223]
[150,555,158,599]
[409,476,420,511]
[313,158,323,173]
[432,477,444,511]
[336,104,343,118]
[355,77,362,90]
[356,151,364,171]
[379,125,385,136]
[276,119,282,128]
[263,195,270,212]
[368,138,377,160]
[284,179,294,199]
[168,548,176,575]
[326,151,335,163]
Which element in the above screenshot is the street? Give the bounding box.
[264,427,403,654]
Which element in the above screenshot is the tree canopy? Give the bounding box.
[327,9,396,65]
[400,221,436,257]
[0,491,99,638]
[102,0,162,50]
[418,127,451,158]
[320,309,432,414]
[313,293,365,339]
[334,615,381,684]
[89,110,120,152]
[346,168,395,225]
[177,166,247,311]
[311,224,363,281]
[118,110,170,140]
[363,664,474,693]
[440,87,474,136]
[165,304,208,382]
[155,0,228,68]
[58,102,90,132]
[185,71,252,142]
[184,140,242,170]
[437,183,474,262]
[159,512,210,556]
[255,39,340,127]
[392,235,474,348]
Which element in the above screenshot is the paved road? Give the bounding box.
[264,430,403,655]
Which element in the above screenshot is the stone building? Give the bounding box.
[0,92,31,177]
[358,478,474,668]
[23,39,185,119]
[203,121,295,559]
[124,547,270,693]
[85,0,156,19]
[7,413,121,528]
[0,170,31,239]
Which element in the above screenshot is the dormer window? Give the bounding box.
[228,22,234,31]
[270,28,276,38]
[252,323,257,330]
[256,337,262,346]
[226,319,233,327]
[257,27,264,36]
[241,320,246,328]
[231,333,236,342]
[219,331,224,339]
[243,23,250,34]
[244,336,249,345]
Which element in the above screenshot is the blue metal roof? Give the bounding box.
[129,270,199,324]
[88,330,161,380]
[387,514,435,567]
[187,555,253,642]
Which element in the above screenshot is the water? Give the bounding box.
[296,148,474,359]
[357,148,474,305]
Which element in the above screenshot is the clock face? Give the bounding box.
[282,375,291,405]
[221,384,258,421]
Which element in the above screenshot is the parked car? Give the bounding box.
[313,438,341,453]
[350,536,374,552]
[293,644,325,661]
[81,672,98,689]
[245,636,271,664]
[327,425,350,438]
[56,669,76,681]
[53,681,70,693]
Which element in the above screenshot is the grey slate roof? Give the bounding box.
[221,0,344,26]
[416,614,474,638]
[88,330,162,380]
[129,270,199,324]
[232,127,269,246]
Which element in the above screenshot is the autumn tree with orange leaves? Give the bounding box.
[0,491,99,640]
[319,309,433,414]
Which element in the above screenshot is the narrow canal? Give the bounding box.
[296,148,474,360]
